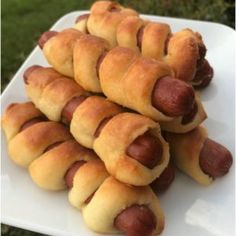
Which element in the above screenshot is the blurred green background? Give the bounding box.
[1,0,235,235]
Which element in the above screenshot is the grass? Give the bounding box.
[1,0,235,235]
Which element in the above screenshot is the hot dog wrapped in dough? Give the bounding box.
[31,154,165,235]
[81,0,138,47]
[116,18,213,87]
[82,176,164,235]
[99,46,207,131]
[24,65,170,186]
[1,102,72,167]
[74,1,213,87]
[39,28,111,93]
[24,65,88,122]
[165,126,233,185]
[38,30,207,133]
[2,102,165,235]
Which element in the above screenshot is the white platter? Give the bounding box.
[1,11,235,236]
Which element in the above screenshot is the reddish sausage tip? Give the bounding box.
[23,65,42,84]
[199,138,233,178]
[64,160,87,188]
[152,76,195,117]
[38,31,58,49]
[193,60,214,89]
[151,164,175,193]
[75,13,90,23]
[114,205,156,236]
[197,43,207,67]
[126,131,163,169]
[181,101,198,125]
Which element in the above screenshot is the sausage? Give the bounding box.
[114,204,156,236]
[61,95,89,123]
[64,160,87,188]
[75,13,90,23]
[96,120,163,169]
[197,43,207,67]
[94,117,112,138]
[151,164,175,193]
[136,26,144,49]
[38,31,58,49]
[152,76,195,117]
[193,60,214,89]
[20,116,47,131]
[23,65,42,84]
[199,138,233,178]
[126,131,163,169]
[96,50,108,78]
[43,141,64,153]
[181,101,198,125]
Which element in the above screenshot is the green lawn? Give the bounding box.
[1,0,235,235]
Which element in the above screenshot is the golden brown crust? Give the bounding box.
[165,126,213,185]
[94,112,169,186]
[87,1,138,47]
[1,102,44,141]
[80,2,210,85]
[99,46,174,121]
[160,92,207,133]
[38,77,86,121]
[165,29,201,82]
[69,159,109,209]
[142,22,171,59]
[25,67,62,105]
[70,96,123,149]
[73,34,110,93]
[43,28,83,77]
[82,176,164,234]
[29,140,97,190]
[116,16,145,51]
[8,121,72,167]
[2,101,165,234]
[25,67,86,121]
[74,15,89,33]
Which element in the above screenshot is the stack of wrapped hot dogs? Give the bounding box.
[2,1,233,236]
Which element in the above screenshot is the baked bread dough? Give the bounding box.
[94,112,170,186]
[99,46,174,122]
[165,126,213,185]
[82,176,164,234]
[86,1,138,47]
[69,159,109,209]
[2,102,43,141]
[2,102,72,167]
[70,95,123,148]
[160,92,207,133]
[25,66,87,121]
[73,34,110,92]
[29,140,97,190]
[43,28,83,77]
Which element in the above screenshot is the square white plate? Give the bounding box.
[1,11,235,236]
